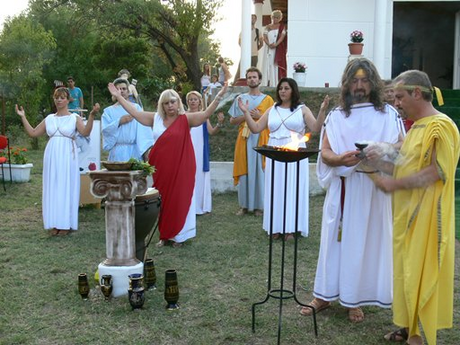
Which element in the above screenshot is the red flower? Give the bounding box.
[2,146,28,164]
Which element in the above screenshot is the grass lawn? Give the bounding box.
[0,142,459,345]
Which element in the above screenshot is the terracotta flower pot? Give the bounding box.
[348,42,364,55]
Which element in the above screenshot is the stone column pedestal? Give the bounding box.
[90,170,147,297]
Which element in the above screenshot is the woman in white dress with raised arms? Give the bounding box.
[238,77,328,240]
[16,88,99,236]
[186,91,225,215]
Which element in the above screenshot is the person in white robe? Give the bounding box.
[262,10,287,87]
[186,91,224,215]
[102,78,153,162]
[300,58,405,323]
[16,88,100,236]
[237,76,328,240]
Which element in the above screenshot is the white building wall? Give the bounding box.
[258,0,394,87]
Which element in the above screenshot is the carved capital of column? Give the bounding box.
[89,171,148,201]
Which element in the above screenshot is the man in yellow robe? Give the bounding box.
[229,67,274,216]
[372,70,460,345]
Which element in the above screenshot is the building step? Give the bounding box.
[439,99,460,107]
[436,107,460,118]
[432,90,460,127]
[436,89,460,98]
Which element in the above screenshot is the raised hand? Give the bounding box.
[108,83,120,97]
[237,97,250,113]
[219,81,229,96]
[92,103,101,113]
[89,103,101,118]
[320,95,330,112]
[15,104,25,117]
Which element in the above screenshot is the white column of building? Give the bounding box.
[373,0,387,77]
[240,0,252,77]
[254,0,265,71]
[254,0,263,22]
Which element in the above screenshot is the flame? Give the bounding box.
[280,133,311,151]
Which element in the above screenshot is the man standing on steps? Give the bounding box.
[228,67,274,217]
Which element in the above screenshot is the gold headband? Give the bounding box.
[393,84,444,106]
[354,68,366,78]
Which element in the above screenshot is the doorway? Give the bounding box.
[392,1,460,88]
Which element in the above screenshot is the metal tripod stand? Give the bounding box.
[252,147,319,344]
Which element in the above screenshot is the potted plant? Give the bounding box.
[292,62,307,86]
[0,146,33,182]
[349,30,364,55]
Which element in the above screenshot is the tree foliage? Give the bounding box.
[0,15,56,125]
[42,0,224,90]
[28,0,154,107]
[0,0,224,137]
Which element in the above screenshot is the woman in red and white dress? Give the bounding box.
[108,82,227,247]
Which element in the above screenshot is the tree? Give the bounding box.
[28,1,158,107]
[31,0,224,90]
[0,15,56,146]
